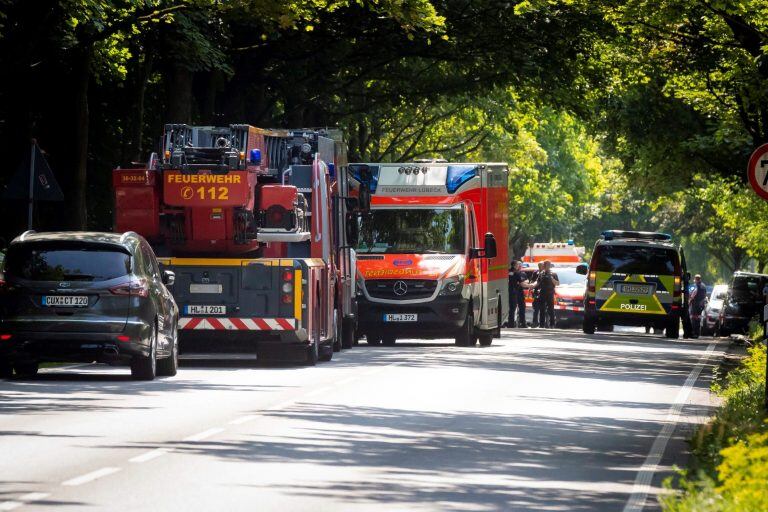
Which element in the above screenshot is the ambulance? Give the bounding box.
[350,162,509,346]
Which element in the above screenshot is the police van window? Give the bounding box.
[592,245,678,275]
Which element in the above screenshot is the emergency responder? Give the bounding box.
[508,261,528,328]
[689,274,707,338]
[531,262,544,327]
[536,260,560,328]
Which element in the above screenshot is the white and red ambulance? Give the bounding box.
[349,162,509,346]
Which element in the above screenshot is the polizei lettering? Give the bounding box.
[166,174,242,184]
[620,303,647,311]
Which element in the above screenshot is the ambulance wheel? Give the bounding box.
[455,309,475,347]
[341,318,355,349]
[319,342,334,362]
[478,332,493,347]
[366,334,382,346]
[382,335,396,346]
[582,316,596,335]
[665,317,680,339]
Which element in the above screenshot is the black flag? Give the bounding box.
[4,142,64,201]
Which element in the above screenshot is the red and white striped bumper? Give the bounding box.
[178,317,297,331]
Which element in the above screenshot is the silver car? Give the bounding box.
[701,284,728,336]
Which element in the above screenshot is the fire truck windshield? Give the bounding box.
[357,207,465,254]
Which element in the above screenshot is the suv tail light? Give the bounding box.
[110,278,149,298]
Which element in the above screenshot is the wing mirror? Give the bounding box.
[162,270,175,286]
[470,232,497,260]
[576,263,588,275]
[345,213,360,247]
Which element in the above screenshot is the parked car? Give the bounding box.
[553,266,587,327]
[700,283,728,336]
[0,231,179,380]
[718,271,768,337]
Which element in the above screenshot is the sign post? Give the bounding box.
[747,142,768,412]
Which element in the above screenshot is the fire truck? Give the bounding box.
[350,162,509,346]
[112,124,361,364]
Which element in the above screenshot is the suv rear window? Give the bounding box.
[5,243,131,281]
[730,276,765,302]
[592,245,679,275]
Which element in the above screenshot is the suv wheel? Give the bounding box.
[131,324,157,380]
[157,326,178,377]
[14,362,38,378]
[0,363,12,379]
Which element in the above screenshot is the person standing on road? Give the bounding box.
[531,262,544,327]
[536,260,559,328]
[508,261,528,328]
[689,274,707,338]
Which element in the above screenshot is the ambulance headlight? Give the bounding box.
[440,275,465,295]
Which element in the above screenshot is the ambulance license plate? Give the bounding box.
[185,305,226,315]
[383,313,418,322]
[43,295,88,307]
[616,283,653,295]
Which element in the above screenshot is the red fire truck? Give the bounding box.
[113,124,360,364]
[350,162,509,346]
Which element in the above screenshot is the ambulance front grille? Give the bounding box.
[365,279,438,300]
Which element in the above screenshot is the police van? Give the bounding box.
[578,231,689,338]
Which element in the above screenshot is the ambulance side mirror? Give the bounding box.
[576,264,588,275]
[470,233,497,260]
[345,213,359,247]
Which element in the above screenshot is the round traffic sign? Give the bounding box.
[747,143,768,201]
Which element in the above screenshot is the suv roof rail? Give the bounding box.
[601,230,672,241]
[19,230,36,241]
[119,231,138,244]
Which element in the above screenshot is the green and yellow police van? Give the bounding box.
[577,231,688,338]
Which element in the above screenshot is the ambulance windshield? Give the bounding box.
[357,207,465,254]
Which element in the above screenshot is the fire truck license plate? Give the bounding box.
[185,305,226,315]
[43,296,88,307]
[383,313,418,322]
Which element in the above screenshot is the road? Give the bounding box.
[0,329,723,512]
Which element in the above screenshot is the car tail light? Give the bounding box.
[117,335,131,342]
[110,278,149,298]
[0,334,11,341]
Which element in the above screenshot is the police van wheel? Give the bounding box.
[582,316,596,335]
[665,318,680,339]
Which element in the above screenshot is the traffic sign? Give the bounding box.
[747,143,768,201]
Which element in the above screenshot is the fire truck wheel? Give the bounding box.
[455,309,475,347]
[306,342,319,366]
[366,335,382,345]
[382,335,396,346]
[319,342,334,362]
[332,311,342,352]
[341,318,355,349]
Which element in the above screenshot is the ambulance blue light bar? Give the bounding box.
[446,165,478,193]
[601,230,672,241]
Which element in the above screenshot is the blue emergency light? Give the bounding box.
[446,165,478,193]
[249,148,262,165]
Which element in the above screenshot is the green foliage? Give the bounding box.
[662,344,767,511]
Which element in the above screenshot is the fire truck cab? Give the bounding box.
[350,162,509,346]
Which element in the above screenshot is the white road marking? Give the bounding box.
[183,428,225,442]
[129,448,170,463]
[61,467,122,487]
[18,493,49,502]
[0,501,23,511]
[228,415,257,425]
[623,341,718,512]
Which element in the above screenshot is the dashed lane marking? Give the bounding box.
[183,428,225,442]
[18,493,49,502]
[129,448,170,463]
[0,501,23,511]
[228,415,257,425]
[61,467,122,487]
[623,341,718,512]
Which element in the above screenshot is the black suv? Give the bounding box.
[0,231,179,380]
[718,271,768,336]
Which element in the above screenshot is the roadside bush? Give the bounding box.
[661,341,767,512]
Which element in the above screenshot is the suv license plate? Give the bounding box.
[185,305,226,315]
[383,313,418,322]
[616,283,653,295]
[43,295,88,307]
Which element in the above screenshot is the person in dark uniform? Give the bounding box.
[535,260,560,328]
[508,261,528,328]
[531,262,544,327]
[689,274,707,338]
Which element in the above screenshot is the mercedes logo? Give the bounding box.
[393,280,408,296]
[58,282,71,288]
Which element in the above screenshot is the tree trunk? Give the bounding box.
[72,47,92,229]
[126,50,154,163]
[166,64,193,123]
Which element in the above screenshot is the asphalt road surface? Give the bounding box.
[0,328,724,511]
